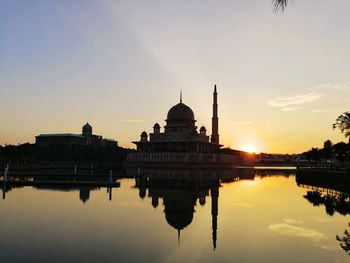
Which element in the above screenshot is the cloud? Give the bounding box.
[269,223,327,241]
[283,218,303,224]
[281,107,300,112]
[313,218,333,223]
[316,82,350,91]
[232,121,253,125]
[268,92,324,108]
[120,119,146,122]
[312,109,329,113]
[319,245,338,251]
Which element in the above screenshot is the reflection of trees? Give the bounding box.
[337,223,350,255]
[257,170,294,179]
[303,190,350,255]
[303,191,350,216]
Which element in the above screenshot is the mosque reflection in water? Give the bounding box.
[131,167,255,250]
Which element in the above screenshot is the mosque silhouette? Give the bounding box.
[126,86,253,166]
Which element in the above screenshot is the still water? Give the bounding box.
[0,168,349,262]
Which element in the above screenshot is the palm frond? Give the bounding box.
[334,112,350,142]
[334,112,350,133]
[273,0,288,12]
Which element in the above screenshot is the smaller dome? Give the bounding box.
[200,126,206,131]
[82,122,92,134]
[152,196,159,208]
[153,123,160,128]
[139,188,146,199]
[140,131,148,142]
[83,122,92,129]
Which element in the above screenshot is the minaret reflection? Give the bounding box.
[133,167,254,250]
[211,185,218,250]
[2,184,6,200]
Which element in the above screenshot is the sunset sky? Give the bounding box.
[1,0,349,153]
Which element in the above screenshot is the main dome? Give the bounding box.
[167,103,195,121]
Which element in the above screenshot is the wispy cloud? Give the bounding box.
[313,217,333,223]
[268,92,324,108]
[232,121,253,125]
[319,245,338,251]
[316,82,350,91]
[120,119,146,123]
[269,223,327,241]
[283,218,303,225]
[312,109,329,113]
[281,107,300,112]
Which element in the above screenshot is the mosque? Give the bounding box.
[35,123,118,147]
[126,85,253,166]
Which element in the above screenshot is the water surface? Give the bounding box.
[0,168,349,262]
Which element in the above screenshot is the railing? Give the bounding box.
[127,152,242,163]
[297,161,350,171]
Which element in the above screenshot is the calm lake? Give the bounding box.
[0,168,349,262]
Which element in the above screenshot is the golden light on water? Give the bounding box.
[240,180,258,186]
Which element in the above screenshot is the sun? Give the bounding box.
[242,145,257,154]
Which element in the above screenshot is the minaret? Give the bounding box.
[211,85,219,144]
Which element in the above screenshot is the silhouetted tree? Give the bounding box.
[334,112,350,143]
[333,142,349,163]
[303,147,322,161]
[323,140,333,160]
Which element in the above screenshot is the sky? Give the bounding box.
[0,0,349,153]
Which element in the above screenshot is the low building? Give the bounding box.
[35,123,118,147]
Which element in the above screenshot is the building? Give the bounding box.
[35,123,118,147]
[126,86,254,166]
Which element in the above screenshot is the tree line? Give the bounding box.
[302,112,350,164]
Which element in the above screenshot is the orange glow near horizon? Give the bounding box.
[242,145,258,154]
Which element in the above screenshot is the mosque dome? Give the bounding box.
[165,208,194,231]
[164,195,195,232]
[167,103,195,121]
